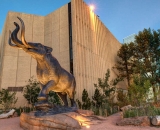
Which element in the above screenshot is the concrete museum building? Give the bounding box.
[0,0,125,106]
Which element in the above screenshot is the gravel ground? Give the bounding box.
[0,113,159,130]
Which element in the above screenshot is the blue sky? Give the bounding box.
[0,0,160,43]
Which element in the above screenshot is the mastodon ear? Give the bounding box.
[45,46,53,54]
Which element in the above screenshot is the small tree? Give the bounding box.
[23,77,40,106]
[93,69,122,115]
[128,75,151,106]
[0,89,17,112]
[116,89,129,108]
[93,69,122,107]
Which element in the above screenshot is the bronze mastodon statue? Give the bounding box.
[9,17,76,108]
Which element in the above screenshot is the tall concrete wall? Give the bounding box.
[71,0,126,99]
[0,15,9,91]
[44,4,70,71]
[0,12,44,106]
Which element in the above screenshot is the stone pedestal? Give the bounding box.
[20,110,106,130]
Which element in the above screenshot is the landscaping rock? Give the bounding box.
[116,116,150,126]
[76,109,94,116]
[120,105,133,111]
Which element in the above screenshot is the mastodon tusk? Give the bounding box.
[17,17,32,48]
[11,22,25,48]
[8,31,22,49]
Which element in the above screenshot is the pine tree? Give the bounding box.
[93,69,122,107]
[82,89,91,110]
[113,42,135,86]
[134,28,160,102]
[92,88,103,108]
[76,89,91,110]
[115,28,160,102]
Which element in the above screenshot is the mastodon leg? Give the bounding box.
[37,81,54,101]
[70,98,77,107]
[66,90,77,107]
[57,92,68,106]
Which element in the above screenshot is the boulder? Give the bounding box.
[20,112,81,130]
[116,116,150,126]
[0,109,15,119]
[151,116,160,126]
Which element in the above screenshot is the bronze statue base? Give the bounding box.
[34,105,78,117]
[20,109,106,130]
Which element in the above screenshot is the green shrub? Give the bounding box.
[23,77,64,106]
[128,75,151,106]
[123,104,160,118]
[0,89,17,112]
[23,77,40,106]
[117,89,129,108]
[48,91,62,105]
[15,106,35,116]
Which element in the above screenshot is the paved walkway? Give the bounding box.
[0,113,159,130]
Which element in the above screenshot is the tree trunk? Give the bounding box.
[152,85,158,103]
[151,116,160,126]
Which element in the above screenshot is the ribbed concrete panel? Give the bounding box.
[4,34,18,57]
[44,4,69,72]
[33,16,44,44]
[16,56,31,83]
[44,13,52,47]
[52,9,60,24]
[52,30,60,59]
[15,93,28,107]
[30,57,37,77]
[1,56,18,88]
[60,27,69,52]
[59,5,69,72]
[71,0,125,100]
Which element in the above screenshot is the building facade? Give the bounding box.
[0,0,126,107]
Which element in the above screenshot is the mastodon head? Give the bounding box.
[9,17,52,59]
